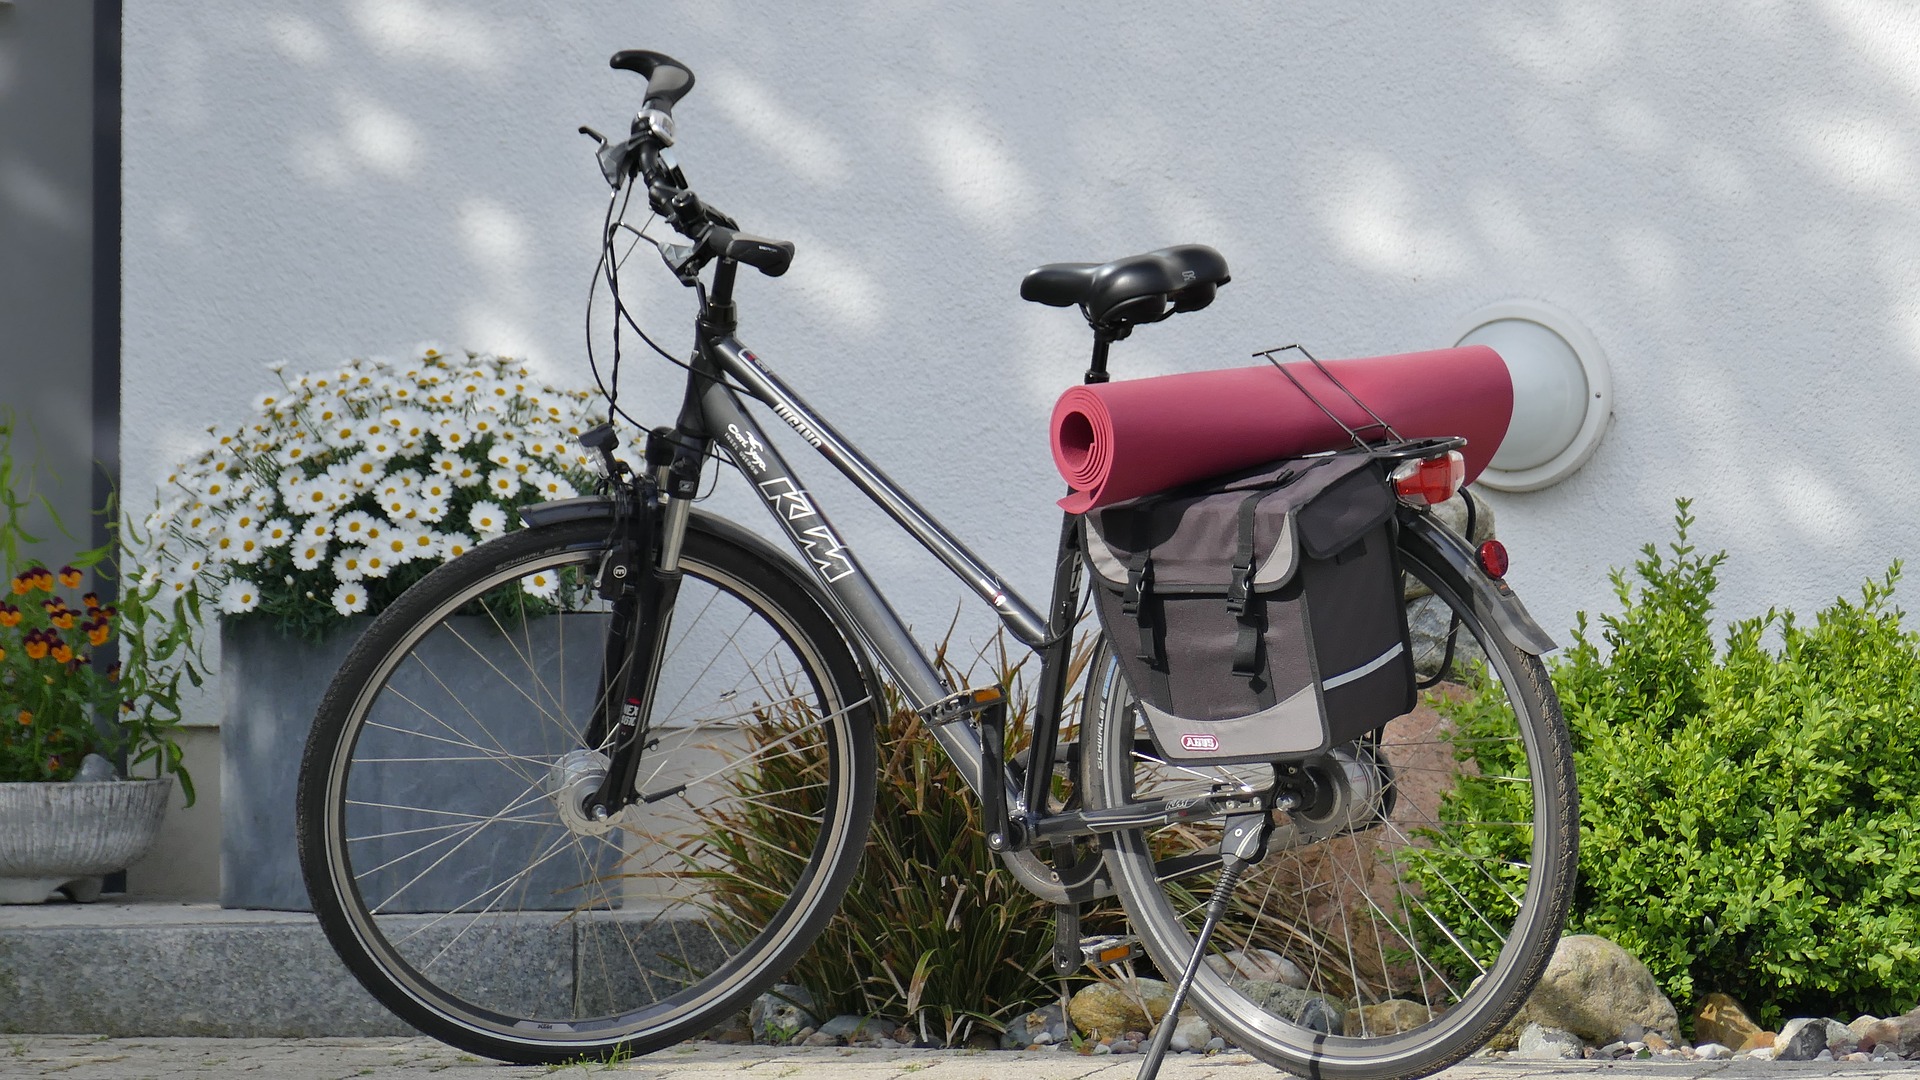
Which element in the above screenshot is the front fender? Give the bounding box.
[1397,510,1557,656]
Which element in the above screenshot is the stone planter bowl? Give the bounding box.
[0,779,172,903]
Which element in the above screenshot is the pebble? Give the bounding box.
[1695,1042,1732,1060]
[1204,1036,1228,1054]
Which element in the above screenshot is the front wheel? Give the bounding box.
[297,514,877,1063]
[1082,539,1577,1080]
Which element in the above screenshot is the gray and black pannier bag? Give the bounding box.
[1082,451,1415,765]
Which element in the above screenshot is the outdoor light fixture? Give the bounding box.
[1454,300,1612,492]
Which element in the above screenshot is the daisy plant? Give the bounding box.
[141,346,606,642]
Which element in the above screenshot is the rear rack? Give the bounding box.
[1252,344,1466,462]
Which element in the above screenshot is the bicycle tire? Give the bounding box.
[1082,539,1576,1080]
[297,513,877,1063]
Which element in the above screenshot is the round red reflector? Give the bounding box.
[1477,540,1509,579]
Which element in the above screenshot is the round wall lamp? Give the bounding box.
[1454,300,1612,492]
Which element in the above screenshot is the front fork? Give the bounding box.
[579,424,702,820]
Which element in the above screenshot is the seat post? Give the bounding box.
[1085,331,1114,385]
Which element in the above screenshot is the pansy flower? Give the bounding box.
[82,592,101,610]
[23,630,48,659]
[85,618,111,647]
[49,636,73,664]
[58,566,82,588]
[0,602,20,627]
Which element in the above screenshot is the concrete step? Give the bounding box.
[0,899,710,1038]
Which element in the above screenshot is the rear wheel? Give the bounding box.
[1083,542,1576,1080]
[297,514,876,1063]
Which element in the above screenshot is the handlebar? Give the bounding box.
[609,50,695,113]
[590,50,794,280]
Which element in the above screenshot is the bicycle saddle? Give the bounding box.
[1021,245,1230,334]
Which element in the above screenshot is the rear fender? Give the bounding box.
[1397,510,1557,656]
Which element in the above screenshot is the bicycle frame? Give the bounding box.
[608,261,1274,905]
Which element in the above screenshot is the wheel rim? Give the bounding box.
[1089,552,1569,1071]
[312,540,863,1049]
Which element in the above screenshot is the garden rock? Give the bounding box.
[1737,1031,1775,1053]
[1859,1007,1920,1057]
[1498,935,1679,1047]
[1069,979,1173,1040]
[1000,1003,1069,1049]
[1169,1013,1212,1053]
[748,984,818,1043]
[1695,1043,1732,1060]
[1205,948,1305,987]
[1692,992,1761,1050]
[1345,1000,1432,1037]
[1515,1023,1583,1059]
[1225,979,1345,1035]
[817,1014,890,1045]
[1775,1018,1833,1061]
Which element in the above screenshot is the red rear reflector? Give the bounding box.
[1477,540,1509,579]
[1392,451,1466,507]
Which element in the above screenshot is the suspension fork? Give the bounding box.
[580,424,703,818]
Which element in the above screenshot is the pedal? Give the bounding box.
[1080,934,1141,969]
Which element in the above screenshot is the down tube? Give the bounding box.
[695,379,1014,779]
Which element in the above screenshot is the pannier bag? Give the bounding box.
[1083,451,1416,765]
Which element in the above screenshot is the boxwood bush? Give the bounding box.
[1428,500,1920,1024]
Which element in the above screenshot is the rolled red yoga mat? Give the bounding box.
[1050,346,1514,513]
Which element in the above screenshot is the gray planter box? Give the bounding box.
[221,615,609,911]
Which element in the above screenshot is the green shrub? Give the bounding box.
[694,635,1083,1045]
[1431,500,1920,1024]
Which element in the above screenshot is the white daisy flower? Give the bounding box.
[301,516,333,541]
[486,470,520,499]
[468,501,508,535]
[416,499,448,524]
[438,531,476,560]
[402,528,438,559]
[381,490,417,521]
[448,458,487,487]
[361,551,392,578]
[522,568,561,600]
[261,519,295,547]
[332,547,369,581]
[339,451,385,488]
[331,581,369,616]
[291,540,329,571]
[377,532,414,562]
[334,511,378,542]
[218,579,262,614]
[529,471,577,501]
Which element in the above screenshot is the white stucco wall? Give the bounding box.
[125,1,1920,697]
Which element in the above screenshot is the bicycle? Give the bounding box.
[296,50,1577,1080]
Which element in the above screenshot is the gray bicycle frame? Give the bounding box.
[689,334,1046,805]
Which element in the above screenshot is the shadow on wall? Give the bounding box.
[121,1,1920,645]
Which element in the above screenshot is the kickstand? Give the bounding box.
[1134,810,1273,1080]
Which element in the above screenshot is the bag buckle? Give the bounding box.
[1122,557,1152,616]
[1224,559,1255,616]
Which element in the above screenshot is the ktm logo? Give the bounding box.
[1181,733,1219,752]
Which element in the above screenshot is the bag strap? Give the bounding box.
[1229,487,1275,680]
